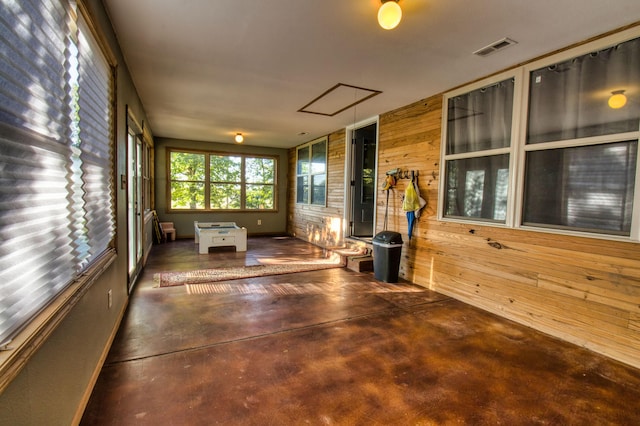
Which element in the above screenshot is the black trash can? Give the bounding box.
[372,231,403,283]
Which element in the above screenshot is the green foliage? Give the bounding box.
[170,152,205,209]
[210,183,241,209]
[246,184,274,209]
[171,182,205,209]
[246,157,274,183]
[169,151,276,210]
[210,155,241,181]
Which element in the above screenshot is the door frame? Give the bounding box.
[344,116,380,240]
[126,110,144,293]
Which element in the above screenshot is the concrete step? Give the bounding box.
[329,238,374,272]
[346,255,373,272]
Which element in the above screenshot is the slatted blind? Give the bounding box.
[76,12,114,267]
[0,0,114,347]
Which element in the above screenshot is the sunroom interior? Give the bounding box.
[1,0,639,424]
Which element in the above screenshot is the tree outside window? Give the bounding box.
[168,149,277,211]
[246,157,275,209]
[170,152,205,209]
[210,154,241,209]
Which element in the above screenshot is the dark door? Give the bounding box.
[351,123,377,237]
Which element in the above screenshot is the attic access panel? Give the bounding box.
[298,83,382,117]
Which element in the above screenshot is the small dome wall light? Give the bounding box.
[608,90,627,109]
[235,133,244,143]
[378,0,402,30]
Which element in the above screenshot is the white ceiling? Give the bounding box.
[102,0,640,149]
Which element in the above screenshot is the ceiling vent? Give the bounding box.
[473,37,517,57]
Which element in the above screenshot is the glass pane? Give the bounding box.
[246,184,274,209]
[210,183,241,209]
[210,155,241,182]
[362,139,376,203]
[311,174,326,205]
[311,140,326,174]
[523,141,636,234]
[361,167,375,203]
[296,176,308,203]
[246,157,275,183]
[170,152,205,181]
[297,146,309,175]
[447,79,514,155]
[170,181,205,209]
[444,154,510,222]
[528,37,640,144]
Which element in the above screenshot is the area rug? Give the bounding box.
[155,261,344,288]
[186,280,425,295]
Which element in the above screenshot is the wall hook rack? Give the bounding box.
[397,169,419,180]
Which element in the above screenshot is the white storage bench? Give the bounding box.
[194,221,247,254]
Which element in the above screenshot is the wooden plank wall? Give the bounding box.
[384,95,640,369]
[288,93,640,369]
[288,130,346,248]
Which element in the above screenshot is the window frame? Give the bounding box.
[143,128,153,213]
[167,148,278,212]
[296,136,328,206]
[440,27,640,242]
[0,0,117,392]
[439,69,523,229]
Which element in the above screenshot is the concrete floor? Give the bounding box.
[81,237,640,425]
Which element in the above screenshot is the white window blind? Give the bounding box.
[0,0,114,347]
[76,12,114,265]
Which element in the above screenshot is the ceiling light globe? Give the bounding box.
[378,1,402,30]
[608,92,627,109]
[235,133,244,143]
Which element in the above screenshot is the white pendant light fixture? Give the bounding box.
[235,133,244,143]
[378,0,402,30]
[608,90,627,109]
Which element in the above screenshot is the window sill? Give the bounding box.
[166,209,279,213]
[438,216,639,244]
[0,249,116,394]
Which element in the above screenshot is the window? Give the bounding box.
[523,36,639,236]
[0,1,115,346]
[297,137,327,205]
[170,151,205,209]
[168,149,277,211]
[441,30,640,240]
[210,154,241,209]
[245,157,276,209]
[523,143,636,234]
[443,78,515,223]
[143,131,152,212]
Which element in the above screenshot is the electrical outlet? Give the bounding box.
[257,219,262,225]
[107,289,112,309]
